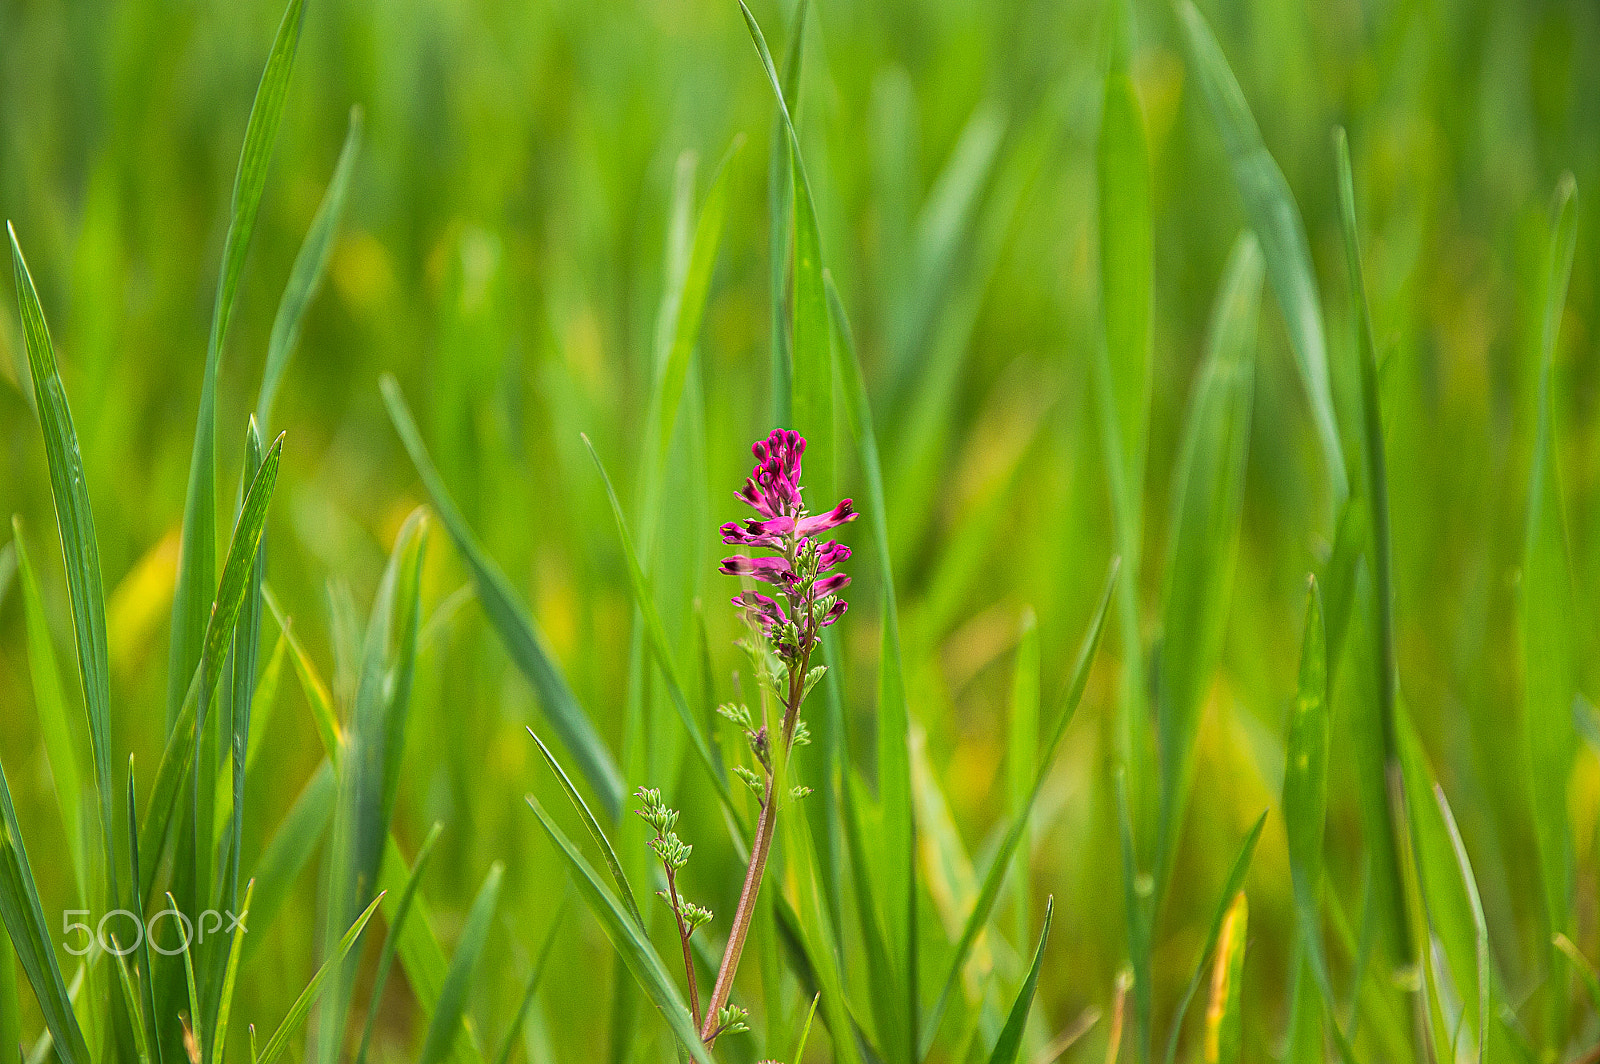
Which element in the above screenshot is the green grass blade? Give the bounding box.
[740,0,829,489]
[1521,173,1579,956]
[579,437,735,814]
[0,924,17,1064]
[382,375,625,819]
[256,106,361,433]
[1434,785,1489,1064]
[169,0,306,731]
[1094,3,1155,841]
[920,562,1116,1059]
[8,224,119,903]
[126,759,165,1064]
[252,892,384,1064]
[244,761,335,957]
[984,897,1053,1064]
[355,822,443,1064]
[767,0,808,426]
[1006,611,1039,950]
[317,508,428,1064]
[11,520,89,904]
[1174,1,1346,508]
[0,759,90,1064]
[526,797,714,1064]
[841,768,903,1063]
[1159,811,1266,1064]
[493,898,566,1064]
[528,731,642,926]
[209,878,254,1064]
[418,863,504,1064]
[1153,232,1261,901]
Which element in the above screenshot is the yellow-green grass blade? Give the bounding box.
[1201,893,1247,1064]
[383,375,625,819]
[1174,1,1346,509]
[920,562,1116,1060]
[580,437,736,814]
[984,897,1053,1064]
[1279,577,1356,1064]
[1521,173,1579,973]
[821,273,915,1054]
[317,509,427,1064]
[528,731,642,927]
[1434,785,1488,1064]
[767,0,809,426]
[740,0,830,495]
[1005,611,1038,953]
[8,224,120,905]
[1331,131,1410,973]
[526,797,714,1064]
[0,924,17,1064]
[251,892,384,1064]
[209,875,253,1064]
[244,760,335,960]
[1160,812,1267,1064]
[11,520,90,905]
[1153,233,1261,902]
[125,760,165,1064]
[169,0,306,732]
[355,822,442,1064]
[493,897,567,1064]
[418,862,504,1064]
[255,106,362,433]
[1094,0,1154,841]
[0,758,91,1064]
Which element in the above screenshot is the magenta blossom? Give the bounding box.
[720,429,855,659]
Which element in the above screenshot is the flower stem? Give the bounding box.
[663,864,702,1032]
[700,637,811,1045]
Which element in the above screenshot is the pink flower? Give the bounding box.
[721,430,855,659]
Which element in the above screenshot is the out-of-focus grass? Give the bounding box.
[1,0,1598,1061]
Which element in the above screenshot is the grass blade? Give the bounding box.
[920,561,1116,1059]
[355,822,443,1064]
[418,863,504,1064]
[985,897,1053,1064]
[1201,893,1247,1064]
[169,0,306,731]
[8,224,119,902]
[0,759,90,1064]
[528,731,642,926]
[526,797,713,1064]
[252,892,384,1064]
[1154,232,1262,901]
[1175,1,1346,508]
[383,375,625,819]
[767,0,809,426]
[1435,785,1489,1064]
[1160,812,1267,1064]
[255,106,362,433]
[1006,611,1039,951]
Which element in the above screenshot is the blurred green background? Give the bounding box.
[1,0,1598,1060]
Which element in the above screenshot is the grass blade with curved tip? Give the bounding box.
[11,520,88,903]
[355,822,443,1064]
[1159,812,1266,1064]
[126,760,165,1064]
[1280,578,1355,1064]
[1434,785,1488,1064]
[528,731,642,927]
[210,879,255,1064]
[526,796,714,1064]
[493,897,567,1064]
[1153,233,1261,902]
[256,106,362,433]
[919,561,1117,1059]
[382,374,625,819]
[0,758,90,1064]
[1202,893,1247,1064]
[1174,1,1345,509]
[418,863,504,1064]
[251,892,384,1064]
[580,436,734,814]
[168,0,306,730]
[8,224,120,903]
[985,897,1053,1064]
[1521,173,1579,964]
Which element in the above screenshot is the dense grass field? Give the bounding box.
[0,0,1598,1062]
